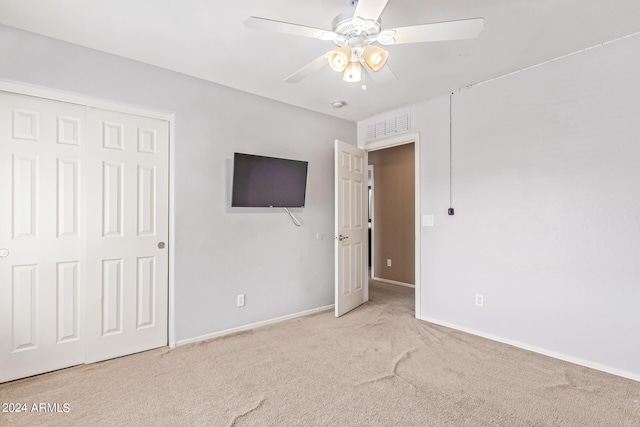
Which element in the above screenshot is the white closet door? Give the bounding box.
[0,92,86,382]
[84,108,169,363]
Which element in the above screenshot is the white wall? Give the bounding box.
[358,34,640,379]
[0,24,356,342]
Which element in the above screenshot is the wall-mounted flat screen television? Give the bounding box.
[231,152,308,208]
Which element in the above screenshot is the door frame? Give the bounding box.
[359,132,421,319]
[0,80,177,347]
[367,164,375,279]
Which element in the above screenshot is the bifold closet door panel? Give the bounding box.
[84,107,169,364]
[0,91,86,383]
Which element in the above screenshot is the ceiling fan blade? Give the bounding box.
[284,51,333,83]
[244,17,338,41]
[380,18,485,45]
[353,0,389,22]
[362,60,397,85]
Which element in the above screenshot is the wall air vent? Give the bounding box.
[365,112,411,142]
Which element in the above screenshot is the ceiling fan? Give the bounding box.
[244,0,485,85]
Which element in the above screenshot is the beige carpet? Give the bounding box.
[1,280,639,426]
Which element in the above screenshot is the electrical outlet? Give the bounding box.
[237,294,245,307]
[475,294,484,307]
[387,259,392,267]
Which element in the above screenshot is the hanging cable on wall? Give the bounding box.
[448,91,456,216]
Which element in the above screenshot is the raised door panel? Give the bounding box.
[57,159,80,238]
[340,244,352,296]
[102,162,124,237]
[12,155,38,239]
[56,261,80,343]
[101,258,123,336]
[137,165,156,236]
[11,264,38,352]
[136,256,156,329]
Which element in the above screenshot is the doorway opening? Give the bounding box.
[363,134,420,318]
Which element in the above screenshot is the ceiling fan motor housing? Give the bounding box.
[332,12,381,42]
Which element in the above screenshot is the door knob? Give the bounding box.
[158,242,165,249]
[0,248,9,258]
[335,235,349,241]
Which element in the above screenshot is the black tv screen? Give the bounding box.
[231,153,308,208]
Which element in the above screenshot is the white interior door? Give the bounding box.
[334,139,368,317]
[84,108,169,363]
[0,92,86,382]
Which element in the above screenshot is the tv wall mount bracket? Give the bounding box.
[283,207,302,227]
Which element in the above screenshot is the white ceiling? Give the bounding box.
[1,0,639,122]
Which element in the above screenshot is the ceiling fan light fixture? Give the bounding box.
[328,46,351,72]
[363,46,388,71]
[343,61,362,83]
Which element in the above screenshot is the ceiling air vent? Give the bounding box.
[365,112,410,142]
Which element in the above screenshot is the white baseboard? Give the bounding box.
[175,305,334,347]
[372,276,415,289]
[419,316,640,383]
